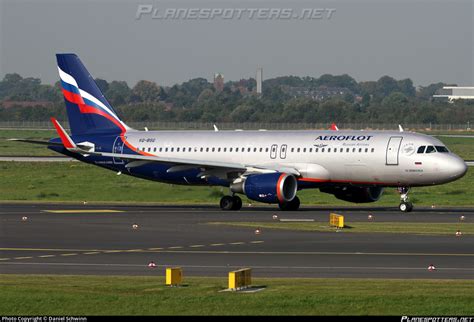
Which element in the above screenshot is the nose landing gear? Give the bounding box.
[398,187,413,212]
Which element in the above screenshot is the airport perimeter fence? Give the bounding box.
[0,121,472,132]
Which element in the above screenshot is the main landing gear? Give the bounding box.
[279,196,301,211]
[398,187,413,212]
[220,195,242,211]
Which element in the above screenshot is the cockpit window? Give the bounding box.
[425,146,436,153]
[417,146,426,154]
[435,146,449,153]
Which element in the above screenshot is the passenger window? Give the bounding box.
[212,147,215,152]
[247,147,251,152]
[291,148,294,153]
[426,146,436,153]
[165,147,168,152]
[266,147,269,152]
[200,147,203,152]
[346,148,349,153]
[297,148,300,153]
[417,146,426,154]
[177,147,180,152]
[365,148,368,153]
[315,148,319,152]
[253,148,257,152]
[322,148,325,152]
[371,148,374,153]
[352,148,356,152]
[340,148,343,152]
[328,148,331,152]
[435,146,449,153]
[259,147,263,152]
[236,148,239,152]
[358,148,362,153]
[309,148,312,153]
[229,148,232,152]
[170,148,174,152]
[153,147,156,152]
[303,148,306,153]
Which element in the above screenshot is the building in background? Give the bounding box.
[433,86,474,102]
[256,67,263,94]
[214,73,224,93]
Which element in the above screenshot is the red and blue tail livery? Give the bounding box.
[56,54,130,136]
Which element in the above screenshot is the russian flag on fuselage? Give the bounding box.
[56,53,129,136]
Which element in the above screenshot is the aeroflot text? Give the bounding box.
[315,135,373,141]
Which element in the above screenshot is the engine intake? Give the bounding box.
[231,173,297,204]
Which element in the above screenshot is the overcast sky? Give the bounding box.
[1,0,473,87]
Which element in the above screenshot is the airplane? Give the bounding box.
[10,54,469,212]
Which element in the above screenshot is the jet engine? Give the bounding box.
[320,186,384,203]
[231,173,297,203]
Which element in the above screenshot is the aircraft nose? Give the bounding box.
[447,156,468,180]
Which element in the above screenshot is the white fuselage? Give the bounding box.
[121,130,467,187]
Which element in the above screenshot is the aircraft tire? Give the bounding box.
[231,196,242,210]
[220,196,235,210]
[279,196,300,211]
[399,202,413,212]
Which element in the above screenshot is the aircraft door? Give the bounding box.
[112,136,125,165]
[386,136,403,165]
[280,144,287,159]
[270,144,278,159]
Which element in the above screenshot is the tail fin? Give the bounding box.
[56,53,130,136]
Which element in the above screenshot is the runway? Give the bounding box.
[0,203,473,279]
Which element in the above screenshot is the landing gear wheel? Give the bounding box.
[398,187,413,213]
[220,195,242,211]
[231,196,242,210]
[220,196,234,210]
[399,202,413,212]
[278,196,300,211]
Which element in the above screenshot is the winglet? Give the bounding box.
[398,124,404,132]
[51,117,76,149]
[330,123,339,131]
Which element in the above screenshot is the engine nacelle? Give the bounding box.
[320,186,384,203]
[231,173,297,204]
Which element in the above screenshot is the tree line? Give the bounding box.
[0,72,472,124]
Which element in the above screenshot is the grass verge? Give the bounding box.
[208,222,474,235]
[0,275,473,315]
[1,161,474,206]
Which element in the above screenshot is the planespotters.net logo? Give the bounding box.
[136,5,336,21]
[401,317,474,322]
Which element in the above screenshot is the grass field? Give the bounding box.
[1,161,474,206]
[0,275,473,315]
[209,222,474,235]
[1,129,473,159]
[0,129,58,156]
